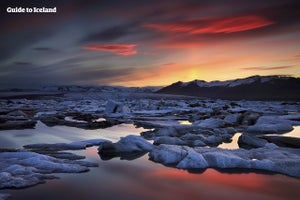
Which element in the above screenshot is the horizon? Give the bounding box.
[1,0,300,88]
[1,74,299,90]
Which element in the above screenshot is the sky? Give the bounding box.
[1,0,300,88]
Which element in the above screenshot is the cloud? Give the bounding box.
[83,26,131,42]
[143,15,275,35]
[13,62,32,65]
[83,44,137,56]
[33,47,55,51]
[242,66,295,71]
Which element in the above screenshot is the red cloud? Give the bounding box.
[143,15,275,34]
[83,44,137,56]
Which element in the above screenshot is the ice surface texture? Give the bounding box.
[149,144,300,178]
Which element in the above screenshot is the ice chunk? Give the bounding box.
[149,144,187,165]
[149,145,300,178]
[224,113,242,125]
[0,151,97,189]
[24,139,110,150]
[105,100,130,114]
[176,147,208,169]
[98,135,153,160]
[154,136,186,145]
[194,118,226,128]
[247,116,293,134]
[238,133,268,148]
[0,193,10,200]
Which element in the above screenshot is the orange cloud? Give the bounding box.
[143,15,275,34]
[242,65,295,71]
[83,44,137,56]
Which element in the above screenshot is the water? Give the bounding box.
[1,122,300,200]
[0,121,145,149]
[218,126,300,149]
[218,133,241,149]
[4,152,300,200]
[178,120,192,125]
[266,126,300,138]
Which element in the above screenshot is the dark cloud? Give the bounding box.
[0,27,55,61]
[13,62,32,65]
[33,47,56,51]
[0,61,136,88]
[83,25,131,42]
[242,66,295,71]
[73,67,136,83]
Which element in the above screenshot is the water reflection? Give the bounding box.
[269,126,300,138]
[178,120,192,125]
[2,123,300,200]
[218,133,241,149]
[5,153,300,200]
[0,121,147,149]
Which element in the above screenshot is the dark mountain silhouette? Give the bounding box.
[157,75,300,100]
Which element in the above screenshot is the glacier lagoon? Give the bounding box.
[1,120,300,200]
[1,90,300,199]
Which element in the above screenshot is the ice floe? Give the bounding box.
[105,100,130,116]
[260,135,300,148]
[98,135,153,160]
[194,118,227,128]
[24,139,110,151]
[247,116,293,134]
[142,125,236,147]
[0,193,10,200]
[149,144,300,178]
[238,133,268,149]
[0,150,97,189]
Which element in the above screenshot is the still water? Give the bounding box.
[1,122,300,200]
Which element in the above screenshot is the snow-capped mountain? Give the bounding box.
[157,75,300,100]
[41,85,162,93]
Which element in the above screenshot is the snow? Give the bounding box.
[227,76,259,87]
[178,76,294,90]
[180,75,262,88]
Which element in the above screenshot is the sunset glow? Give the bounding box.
[1,0,299,88]
[143,15,275,34]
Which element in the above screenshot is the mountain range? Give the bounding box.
[157,75,300,101]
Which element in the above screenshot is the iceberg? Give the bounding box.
[0,150,97,189]
[149,144,300,178]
